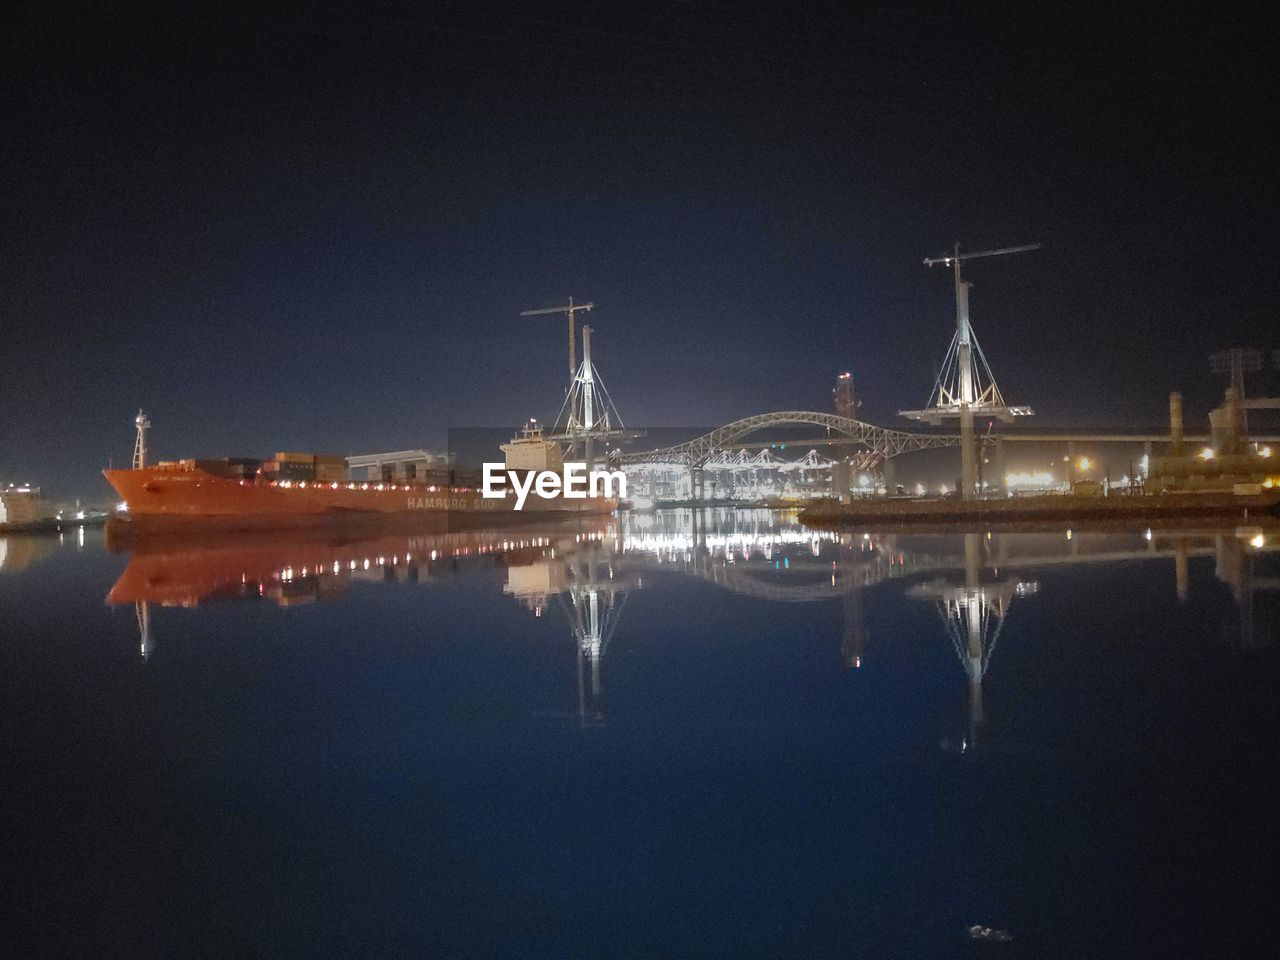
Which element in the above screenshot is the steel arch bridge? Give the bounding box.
[615,411,959,466]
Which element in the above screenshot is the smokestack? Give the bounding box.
[1169,391,1183,452]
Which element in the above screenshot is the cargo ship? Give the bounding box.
[105,423,615,531]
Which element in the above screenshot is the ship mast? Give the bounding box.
[132,410,151,470]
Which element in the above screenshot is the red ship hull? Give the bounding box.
[104,467,614,531]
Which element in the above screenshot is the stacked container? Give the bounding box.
[313,454,348,483]
[272,452,316,482]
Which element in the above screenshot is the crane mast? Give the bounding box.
[902,242,1039,500]
[520,297,594,378]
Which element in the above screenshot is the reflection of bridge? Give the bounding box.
[506,512,1279,726]
[637,540,957,602]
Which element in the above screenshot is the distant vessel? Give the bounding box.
[105,422,615,531]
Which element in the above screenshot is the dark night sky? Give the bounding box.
[3,1,1277,498]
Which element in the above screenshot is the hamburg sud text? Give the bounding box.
[481,463,627,510]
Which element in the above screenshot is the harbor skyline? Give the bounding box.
[4,4,1276,498]
[5,8,1280,954]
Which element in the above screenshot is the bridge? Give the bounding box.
[617,411,958,467]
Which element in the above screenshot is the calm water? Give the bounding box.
[3,511,1278,958]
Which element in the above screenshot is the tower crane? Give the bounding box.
[902,242,1038,499]
[520,297,594,378]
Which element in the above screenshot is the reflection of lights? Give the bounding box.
[1066,529,1073,541]
[1144,529,1153,541]
[116,501,129,512]
[1250,533,1265,549]
[1258,446,1272,458]
[914,482,926,496]
[1199,447,1215,460]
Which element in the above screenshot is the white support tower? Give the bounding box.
[132,409,151,470]
[900,243,1038,499]
[549,324,638,470]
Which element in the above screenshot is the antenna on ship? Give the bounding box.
[132,410,151,470]
[520,297,594,378]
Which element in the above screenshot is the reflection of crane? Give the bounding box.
[505,536,635,727]
[908,533,1037,750]
[558,548,631,727]
[520,297,594,378]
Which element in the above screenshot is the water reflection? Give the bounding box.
[0,535,56,573]
[6,510,1279,954]
[908,533,1038,751]
[103,511,1279,728]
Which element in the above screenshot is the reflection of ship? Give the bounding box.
[107,521,611,608]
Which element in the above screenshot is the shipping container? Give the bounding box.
[275,462,316,481]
